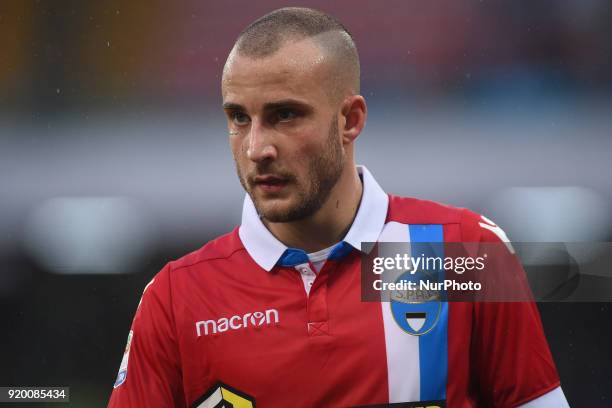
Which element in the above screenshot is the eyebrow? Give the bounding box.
[222,99,312,111]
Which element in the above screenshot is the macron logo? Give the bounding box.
[195,309,279,337]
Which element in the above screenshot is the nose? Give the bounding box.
[246,119,277,162]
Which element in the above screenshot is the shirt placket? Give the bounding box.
[294,261,330,337]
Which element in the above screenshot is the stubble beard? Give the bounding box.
[236,118,345,223]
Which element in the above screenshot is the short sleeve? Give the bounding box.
[107,263,185,407]
[467,214,561,407]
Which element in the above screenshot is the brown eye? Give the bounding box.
[231,111,250,126]
[276,109,297,122]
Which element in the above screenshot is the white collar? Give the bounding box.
[238,165,389,271]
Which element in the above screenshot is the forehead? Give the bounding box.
[222,38,332,106]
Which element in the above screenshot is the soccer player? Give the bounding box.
[108,7,569,407]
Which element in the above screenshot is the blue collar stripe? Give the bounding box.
[277,241,353,267]
[328,241,353,261]
[278,248,309,267]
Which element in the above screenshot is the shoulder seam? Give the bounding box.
[459,207,482,243]
[165,263,180,350]
[170,246,248,272]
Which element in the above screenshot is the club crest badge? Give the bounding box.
[390,271,441,336]
[113,330,133,388]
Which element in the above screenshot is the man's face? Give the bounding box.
[222,39,345,222]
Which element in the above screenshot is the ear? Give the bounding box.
[340,95,367,144]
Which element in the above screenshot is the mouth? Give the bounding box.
[251,174,290,194]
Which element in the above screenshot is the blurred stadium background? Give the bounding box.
[1,1,611,406]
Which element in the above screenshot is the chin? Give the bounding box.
[258,205,297,223]
[251,188,318,223]
[261,197,318,223]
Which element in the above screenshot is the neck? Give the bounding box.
[264,165,363,253]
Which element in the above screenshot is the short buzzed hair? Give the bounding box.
[232,7,360,96]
